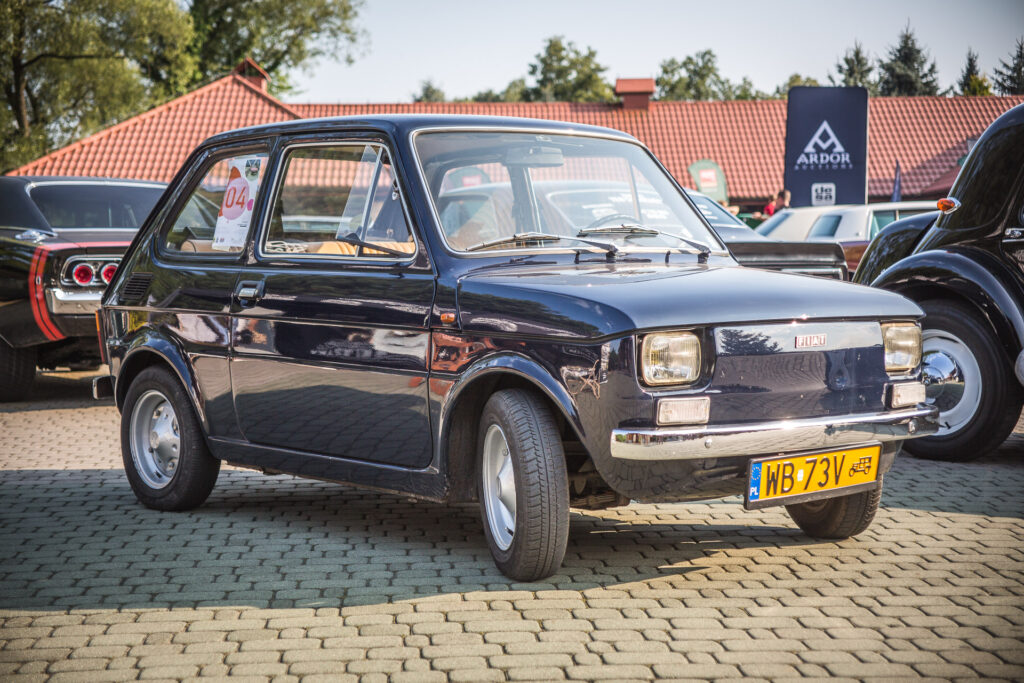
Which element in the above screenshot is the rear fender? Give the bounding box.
[115,330,208,430]
[871,249,1024,363]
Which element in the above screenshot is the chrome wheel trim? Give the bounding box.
[129,390,180,489]
[921,329,982,436]
[482,423,516,551]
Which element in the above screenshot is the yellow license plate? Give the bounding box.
[745,444,881,509]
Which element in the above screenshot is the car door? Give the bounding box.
[147,142,272,439]
[229,137,436,468]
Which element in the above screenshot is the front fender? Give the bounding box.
[439,351,585,447]
[871,248,1024,362]
[115,329,209,431]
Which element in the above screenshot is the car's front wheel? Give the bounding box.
[786,485,881,539]
[904,300,1023,461]
[121,365,220,510]
[0,338,36,402]
[478,389,569,581]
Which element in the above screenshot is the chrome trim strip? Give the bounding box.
[609,405,938,461]
[44,288,102,315]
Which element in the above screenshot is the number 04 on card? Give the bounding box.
[745,444,881,510]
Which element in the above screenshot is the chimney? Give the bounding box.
[615,78,656,111]
[232,57,271,92]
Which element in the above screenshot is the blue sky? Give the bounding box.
[290,0,1024,103]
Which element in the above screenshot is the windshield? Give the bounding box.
[415,131,723,254]
[30,183,164,229]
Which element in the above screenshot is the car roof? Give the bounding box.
[205,114,639,148]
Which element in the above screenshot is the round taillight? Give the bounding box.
[101,263,118,284]
[72,263,95,285]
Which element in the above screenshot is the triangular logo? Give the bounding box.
[803,121,845,154]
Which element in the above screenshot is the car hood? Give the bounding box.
[456,261,922,339]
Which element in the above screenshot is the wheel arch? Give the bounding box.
[438,352,585,503]
[115,334,208,431]
[871,250,1024,367]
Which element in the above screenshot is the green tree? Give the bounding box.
[183,0,363,95]
[993,37,1024,95]
[413,80,445,103]
[877,24,940,96]
[470,78,527,102]
[830,41,877,93]
[656,50,726,101]
[524,36,614,103]
[773,73,820,98]
[958,49,992,95]
[1,0,195,172]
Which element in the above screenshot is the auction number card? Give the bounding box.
[213,156,265,251]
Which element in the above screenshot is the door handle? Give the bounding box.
[234,281,264,306]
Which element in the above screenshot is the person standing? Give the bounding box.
[763,189,791,216]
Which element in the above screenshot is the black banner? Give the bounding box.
[784,86,868,208]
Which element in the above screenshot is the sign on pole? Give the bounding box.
[784,86,868,208]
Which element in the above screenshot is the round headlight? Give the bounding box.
[641,331,702,386]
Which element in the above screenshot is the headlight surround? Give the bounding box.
[641,331,702,386]
[882,322,922,373]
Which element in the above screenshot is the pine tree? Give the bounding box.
[958,49,992,96]
[877,24,940,96]
[831,41,876,94]
[993,37,1024,95]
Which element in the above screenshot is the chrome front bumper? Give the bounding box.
[609,405,939,461]
[45,288,102,315]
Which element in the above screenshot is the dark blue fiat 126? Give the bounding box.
[95,116,939,580]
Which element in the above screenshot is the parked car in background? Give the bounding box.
[685,189,847,279]
[805,201,937,244]
[854,103,1024,460]
[755,205,833,241]
[0,177,166,400]
[96,115,937,580]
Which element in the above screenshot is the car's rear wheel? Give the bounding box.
[121,365,220,510]
[786,484,881,539]
[904,300,1023,461]
[478,389,569,581]
[0,338,36,402]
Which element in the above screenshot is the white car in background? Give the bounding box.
[755,206,835,241]
[804,201,937,242]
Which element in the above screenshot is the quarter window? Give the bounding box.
[263,144,415,259]
[164,153,269,254]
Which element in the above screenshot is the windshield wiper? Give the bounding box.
[466,232,619,256]
[578,223,712,263]
[336,233,409,258]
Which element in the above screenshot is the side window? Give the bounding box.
[164,153,269,254]
[263,144,415,259]
[808,214,841,238]
[869,210,898,238]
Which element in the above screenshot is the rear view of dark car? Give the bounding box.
[0,177,165,400]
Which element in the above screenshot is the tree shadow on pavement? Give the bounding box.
[0,467,813,613]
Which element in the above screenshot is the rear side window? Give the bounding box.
[869,210,897,238]
[262,144,415,259]
[164,153,269,254]
[30,184,163,229]
[808,214,841,238]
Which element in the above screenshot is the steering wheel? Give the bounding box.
[583,213,639,230]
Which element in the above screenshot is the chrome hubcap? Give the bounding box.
[921,329,981,436]
[482,423,516,550]
[130,390,180,489]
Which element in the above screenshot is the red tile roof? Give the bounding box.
[10,72,1021,204]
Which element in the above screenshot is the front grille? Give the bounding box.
[120,273,153,304]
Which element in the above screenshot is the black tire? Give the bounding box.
[477,388,570,581]
[904,299,1023,461]
[121,365,220,510]
[0,338,36,402]
[786,484,881,539]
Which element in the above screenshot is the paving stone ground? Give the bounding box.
[1,369,1022,682]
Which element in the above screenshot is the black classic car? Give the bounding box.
[854,103,1024,460]
[0,176,165,400]
[95,116,938,580]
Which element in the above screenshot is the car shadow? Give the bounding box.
[0,368,112,413]
[0,467,815,612]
